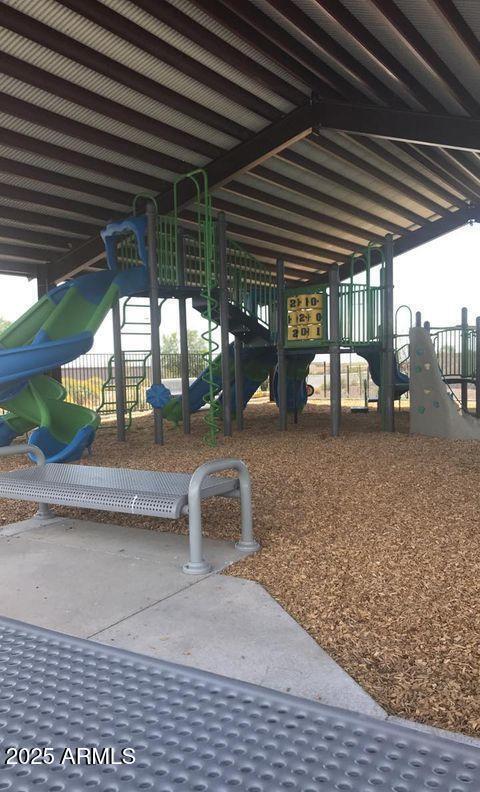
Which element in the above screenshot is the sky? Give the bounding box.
[1,221,479,353]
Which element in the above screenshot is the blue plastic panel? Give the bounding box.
[0,616,477,791]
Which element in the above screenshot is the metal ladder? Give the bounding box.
[98,297,151,430]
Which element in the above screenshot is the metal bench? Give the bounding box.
[0,615,477,791]
[0,445,259,574]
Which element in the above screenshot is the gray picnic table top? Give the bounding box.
[0,616,478,790]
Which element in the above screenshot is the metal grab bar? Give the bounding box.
[0,444,52,518]
[182,458,259,575]
[0,444,45,466]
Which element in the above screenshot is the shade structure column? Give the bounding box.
[177,227,190,434]
[461,307,469,412]
[276,258,287,431]
[329,264,341,437]
[217,212,232,436]
[147,201,164,445]
[381,234,395,432]
[112,297,126,442]
[476,316,480,419]
[234,337,244,431]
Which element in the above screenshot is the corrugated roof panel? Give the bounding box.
[0,172,127,214]
[225,227,332,265]
[0,73,208,168]
[317,130,462,209]
[0,218,80,239]
[173,0,309,94]
[394,0,480,106]
[4,0,269,131]
[251,0,380,102]
[291,139,436,219]
[347,136,469,204]
[101,0,294,113]
[0,145,156,198]
[0,113,179,186]
[231,171,394,238]
[455,0,480,35]
[0,27,239,150]
[288,0,424,110]
[0,195,104,226]
[0,234,67,250]
[215,186,368,247]
[212,210,350,255]
[256,153,417,231]
[338,0,467,115]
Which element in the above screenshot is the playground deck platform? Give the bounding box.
[1,402,479,739]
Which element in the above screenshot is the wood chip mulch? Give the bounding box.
[1,402,479,737]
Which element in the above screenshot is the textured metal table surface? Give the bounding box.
[0,464,238,519]
[0,618,478,791]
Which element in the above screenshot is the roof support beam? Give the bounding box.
[328,205,478,284]
[313,100,480,151]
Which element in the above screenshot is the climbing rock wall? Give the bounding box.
[410,326,480,440]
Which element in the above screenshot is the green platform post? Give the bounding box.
[276,259,287,432]
[329,264,341,437]
[112,297,126,442]
[381,234,395,432]
[147,202,164,445]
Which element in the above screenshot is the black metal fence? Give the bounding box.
[61,352,205,414]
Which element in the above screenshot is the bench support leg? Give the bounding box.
[182,459,259,575]
[35,502,55,519]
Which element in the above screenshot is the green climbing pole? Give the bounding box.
[172,169,219,446]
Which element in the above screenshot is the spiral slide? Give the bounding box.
[0,265,148,462]
[162,345,314,423]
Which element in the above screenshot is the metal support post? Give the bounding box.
[381,234,395,432]
[218,212,232,436]
[147,202,164,445]
[329,264,341,437]
[276,259,287,431]
[461,306,469,412]
[182,459,259,575]
[476,317,480,419]
[177,228,190,434]
[112,297,126,442]
[234,337,244,430]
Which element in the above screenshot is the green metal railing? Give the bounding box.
[432,326,476,379]
[225,239,277,332]
[339,284,383,345]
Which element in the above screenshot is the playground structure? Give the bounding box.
[2,169,480,459]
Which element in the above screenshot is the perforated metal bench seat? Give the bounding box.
[0,448,259,574]
[0,463,238,519]
[0,616,478,792]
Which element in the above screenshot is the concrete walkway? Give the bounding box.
[0,515,383,717]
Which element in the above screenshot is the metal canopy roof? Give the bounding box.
[1,0,480,285]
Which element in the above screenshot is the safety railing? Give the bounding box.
[432,326,476,379]
[339,284,383,345]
